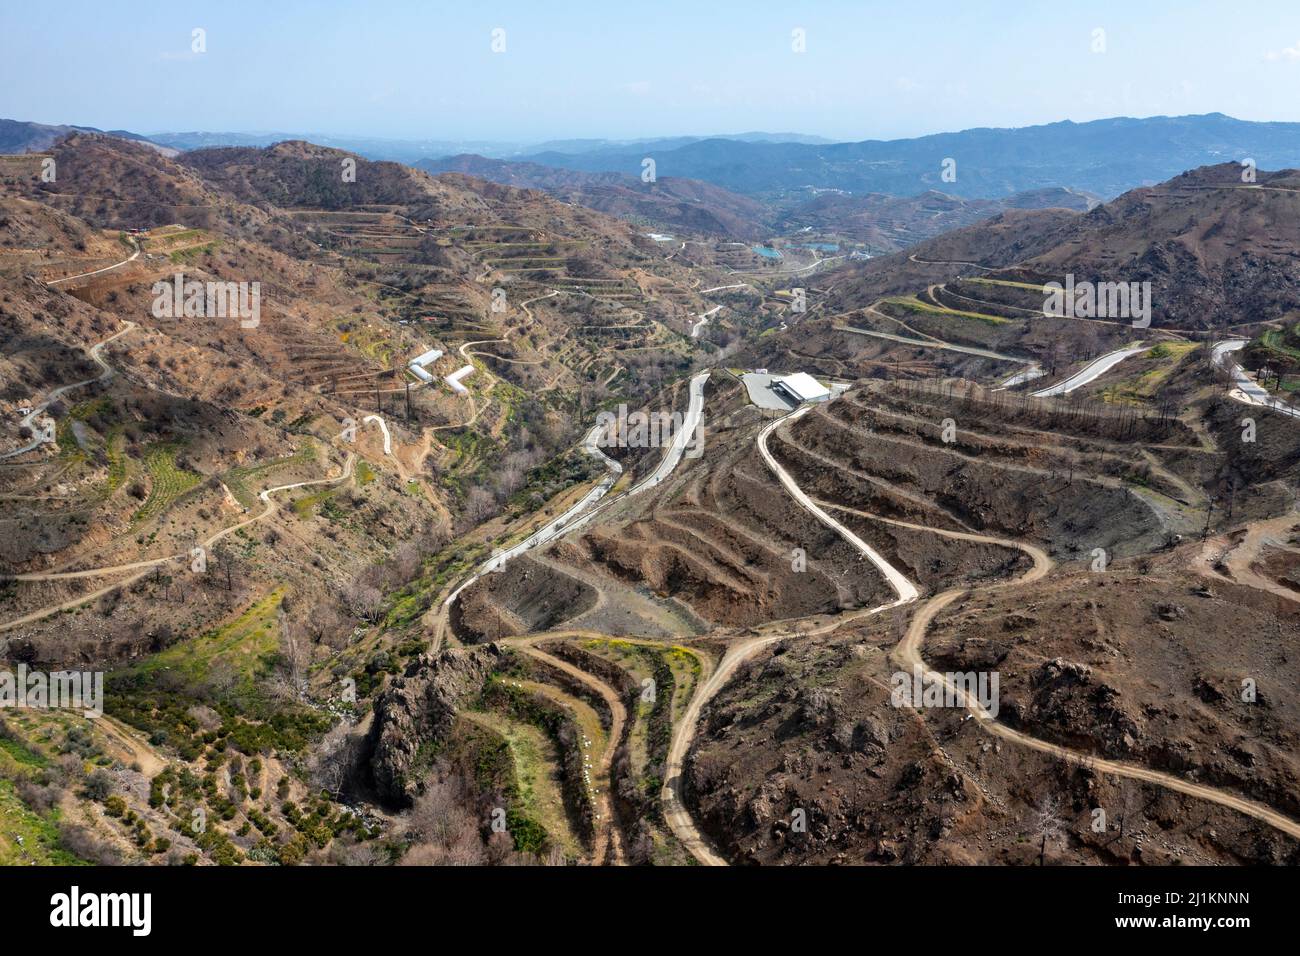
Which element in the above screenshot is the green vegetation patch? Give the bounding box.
[884,295,1012,325]
[122,589,285,701]
[1101,341,1199,406]
[0,779,83,865]
[222,442,316,509]
[133,442,202,524]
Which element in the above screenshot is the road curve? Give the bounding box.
[1030,344,1148,398]
[758,406,919,604]
[515,640,628,864]
[1212,339,1300,419]
[445,370,709,611]
[1,320,137,461]
[0,442,356,632]
[661,403,920,865]
[664,398,1300,863]
[894,585,1300,842]
[363,414,393,455]
[46,238,140,285]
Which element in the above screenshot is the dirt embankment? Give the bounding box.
[550,409,894,630]
[451,556,598,642]
[778,394,1167,559]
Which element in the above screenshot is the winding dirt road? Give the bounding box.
[1,320,137,461]
[0,441,356,632]
[513,639,628,864]
[660,405,921,865]
[662,397,1300,864]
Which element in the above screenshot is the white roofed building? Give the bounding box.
[410,347,444,368]
[772,372,831,404]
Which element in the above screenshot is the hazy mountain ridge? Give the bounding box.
[420,153,1098,246]
[512,114,1300,200]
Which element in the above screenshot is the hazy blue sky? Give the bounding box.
[4,0,1300,142]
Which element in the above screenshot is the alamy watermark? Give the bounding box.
[151,272,260,328]
[1044,274,1151,328]
[891,665,1000,718]
[0,664,103,718]
[594,404,703,458]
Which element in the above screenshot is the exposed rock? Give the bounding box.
[366,643,501,807]
[1033,657,1093,692]
[1156,602,1187,622]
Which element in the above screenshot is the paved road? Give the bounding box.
[363,415,393,455]
[690,305,721,339]
[444,371,709,611]
[1030,344,1148,398]
[1212,339,1300,419]
[444,421,622,607]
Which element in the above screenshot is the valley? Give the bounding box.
[2,126,1299,874]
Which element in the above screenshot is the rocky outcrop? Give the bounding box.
[366,644,501,807]
[1020,657,1142,755]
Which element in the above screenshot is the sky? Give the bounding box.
[3,0,1300,144]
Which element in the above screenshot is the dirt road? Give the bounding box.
[1,320,137,461]
[665,401,1300,863]
[0,443,356,632]
[514,639,627,864]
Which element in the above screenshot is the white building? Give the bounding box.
[772,371,831,404]
[410,347,443,368]
[445,364,476,395]
[407,346,444,384]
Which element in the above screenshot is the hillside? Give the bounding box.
[419,154,772,240]
[0,118,174,156]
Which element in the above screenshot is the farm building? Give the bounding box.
[772,372,831,404]
[407,346,444,383]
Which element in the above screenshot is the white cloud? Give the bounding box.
[1264,40,1300,61]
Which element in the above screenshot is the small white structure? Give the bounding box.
[407,346,444,385]
[411,347,443,368]
[445,364,476,395]
[772,372,831,404]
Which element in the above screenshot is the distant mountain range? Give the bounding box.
[419,153,1097,246]
[0,118,833,164]
[0,118,177,156]
[500,113,1300,200]
[10,113,1300,248]
[146,130,835,163]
